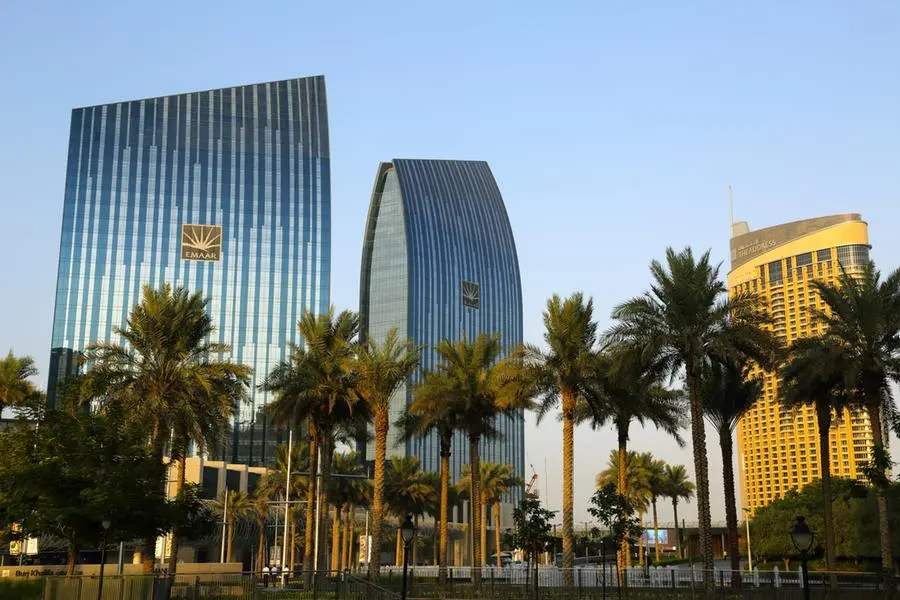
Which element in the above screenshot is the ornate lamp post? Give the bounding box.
[789,516,814,600]
[97,519,111,600]
[400,515,416,600]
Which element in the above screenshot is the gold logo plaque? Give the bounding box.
[181,224,222,261]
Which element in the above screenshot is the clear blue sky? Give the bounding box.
[2,1,899,524]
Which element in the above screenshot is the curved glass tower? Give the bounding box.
[359,159,524,504]
[48,76,331,466]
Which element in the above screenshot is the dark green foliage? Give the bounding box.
[588,483,643,551]
[512,496,556,563]
[749,478,900,563]
[0,406,170,565]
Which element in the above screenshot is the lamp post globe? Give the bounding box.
[790,516,813,554]
[400,515,416,600]
[789,516,814,600]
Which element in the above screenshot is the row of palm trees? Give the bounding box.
[596,451,694,567]
[10,245,899,591]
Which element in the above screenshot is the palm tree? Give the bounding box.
[264,308,370,582]
[354,327,420,581]
[327,451,369,571]
[258,441,309,573]
[457,462,524,568]
[402,370,466,583]
[644,456,667,564]
[0,351,39,412]
[421,333,531,587]
[82,284,251,573]
[607,248,775,579]
[780,337,851,573]
[249,490,271,574]
[524,293,598,582]
[578,344,683,569]
[210,490,255,563]
[597,450,651,569]
[800,262,900,585]
[661,464,694,559]
[384,456,436,565]
[700,359,761,579]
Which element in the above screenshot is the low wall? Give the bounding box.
[0,563,244,579]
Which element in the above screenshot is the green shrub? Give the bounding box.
[0,578,43,600]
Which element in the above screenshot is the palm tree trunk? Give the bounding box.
[167,455,188,575]
[289,510,297,574]
[495,501,502,570]
[719,424,741,586]
[638,512,644,567]
[396,528,402,565]
[480,499,488,566]
[257,523,265,574]
[227,520,234,563]
[815,402,837,573]
[304,429,318,587]
[342,504,352,571]
[413,515,419,566]
[331,506,341,572]
[561,389,576,586]
[652,498,660,564]
[368,405,389,581]
[142,431,166,574]
[673,499,681,559]
[469,434,483,588]
[686,365,714,585]
[317,432,334,574]
[439,430,452,584]
[866,400,894,590]
[617,424,630,574]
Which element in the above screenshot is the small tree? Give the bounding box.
[512,496,556,597]
[588,483,643,585]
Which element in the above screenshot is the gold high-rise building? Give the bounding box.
[728,214,876,512]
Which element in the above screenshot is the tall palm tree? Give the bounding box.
[83,284,251,574]
[457,462,524,568]
[700,359,761,580]
[661,464,694,559]
[354,327,420,581]
[0,351,39,412]
[210,490,255,563]
[607,248,775,579]
[258,441,309,573]
[578,344,683,569]
[384,456,436,565]
[802,262,900,585]
[644,456,667,564]
[422,333,531,587]
[327,451,369,571]
[264,308,370,582]
[524,293,598,582]
[596,449,651,569]
[249,490,271,574]
[780,337,851,573]
[401,372,466,583]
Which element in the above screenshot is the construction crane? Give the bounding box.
[525,463,539,497]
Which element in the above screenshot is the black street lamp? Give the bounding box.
[97,519,111,600]
[789,516,814,600]
[400,515,416,600]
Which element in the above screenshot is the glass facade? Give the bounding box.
[359,159,525,507]
[48,76,331,466]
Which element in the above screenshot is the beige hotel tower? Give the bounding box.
[728,214,876,513]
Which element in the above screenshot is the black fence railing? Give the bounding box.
[14,567,899,600]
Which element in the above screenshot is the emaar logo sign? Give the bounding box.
[181,224,222,261]
[462,280,480,309]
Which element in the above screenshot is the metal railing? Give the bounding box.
[17,567,898,600]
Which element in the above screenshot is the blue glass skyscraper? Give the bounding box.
[48,76,331,465]
[359,159,524,505]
